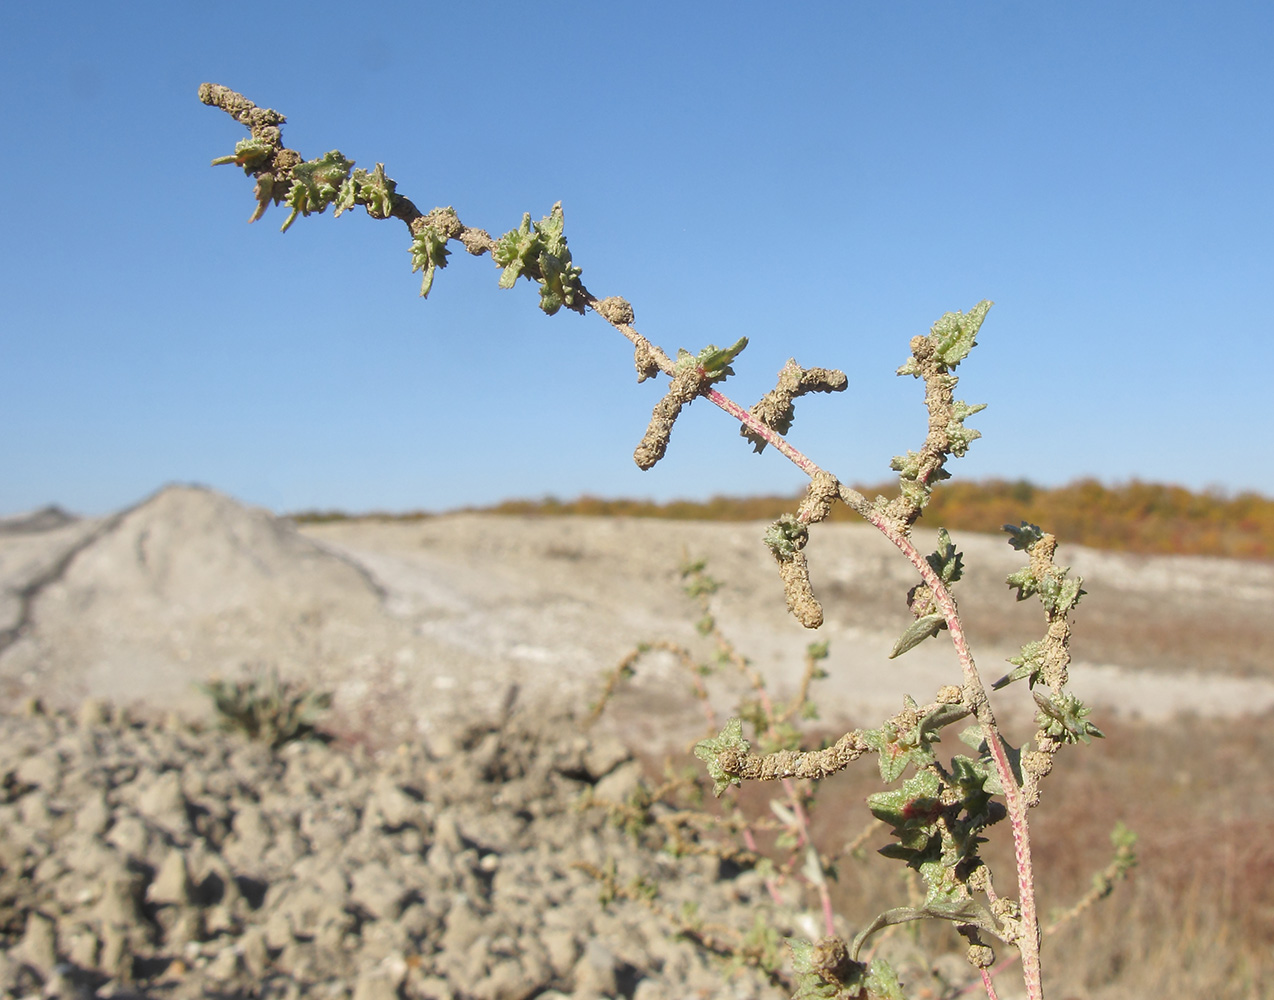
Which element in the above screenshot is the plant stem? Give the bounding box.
[855,515,1043,1000]
[690,380,1045,997]
[703,389,827,480]
[198,89,1046,992]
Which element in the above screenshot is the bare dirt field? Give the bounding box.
[3,484,1272,749]
[2,484,1272,1000]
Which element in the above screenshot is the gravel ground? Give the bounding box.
[0,698,967,1000]
[2,484,1271,999]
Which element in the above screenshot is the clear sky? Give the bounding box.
[2,2,1271,517]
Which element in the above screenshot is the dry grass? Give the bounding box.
[633,710,1274,999]
[798,711,1274,999]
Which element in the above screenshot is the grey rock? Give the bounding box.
[571,940,619,999]
[104,812,151,859]
[148,847,193,905]
[73,788,111,837]
[541,927,580,978]
[352,969,403,1000]
[239,925,270,978]
[61,923,100,970]
[136,770,190,836]
[41,962,96,1000]
[98,923,131,981]
[77,699,111,728]
[350,861,409,920]
[473,958,543,1000]
[94,863,145,928]
[224,803,273,873]
[16,753,60,790]
[365,773,421,830]
[0,704,794,1000]
[17,909,59,976]
[205,946,242,982]
[439,895,486,954]
[593,759,644,803]
[20,787,53,828]
[582,733,631,781]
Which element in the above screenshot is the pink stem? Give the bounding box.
[741,826,788,907]
[704,389,827,479]
[858,512,1043,1000]
[700,382,1044,999]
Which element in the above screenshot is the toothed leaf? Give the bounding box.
[1003,521,1044,551]
[693,717,750,796]
[925,528,964,584]
[930,300,992,369]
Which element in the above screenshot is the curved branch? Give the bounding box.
[200,84,1042,998]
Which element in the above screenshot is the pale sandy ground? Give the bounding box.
[3,485,1272,752]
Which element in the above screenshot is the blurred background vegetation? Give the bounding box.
[293,478,1274,561]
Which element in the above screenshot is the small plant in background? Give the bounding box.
[200,669,332,749]
[583,559,1134,997]
[198,84,1134,1000]
[580,558,880,992]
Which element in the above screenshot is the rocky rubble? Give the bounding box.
[0,700,792,1000]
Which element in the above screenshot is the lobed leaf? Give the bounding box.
[693,717,751,796]
[929,300,992,369]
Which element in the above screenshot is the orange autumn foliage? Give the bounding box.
[456,479,1273,561]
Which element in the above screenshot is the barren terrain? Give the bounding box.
[3,485,1271,750]
[2,484,1272,1000]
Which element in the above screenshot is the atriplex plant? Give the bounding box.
[199,83,1125,1000]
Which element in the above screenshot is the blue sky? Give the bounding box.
[2,2,1271,517]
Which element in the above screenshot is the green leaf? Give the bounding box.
[994,640,1046,689]
[889,613,946,658]
[334,163,397,220]
[851,896,1001,961]
[958,725,985,750]
[698,337,748,381]
[864,959,906,1000]
[676,337,749,384]
[280,150,355,232]
[1003,521,1044,551]
[495,203,583,316]
[925,528,964,584]
[889,449,922,480]
[693,717,751,796]
[788,938,852,1000]
[861,726,908,783]
[868,770,943,829]
[763,513,808,560]
[946,754,1000,830]
[1039,573,1086,614]
[210,136,273,168]
[916,701,971,742]
[946,400,986,456]
[493,212,536,288]
[1033,690,1104,744]
[1005,566,1039,601]
[929,300,992,369]
[534,201,569,255]
[408,225,452,298]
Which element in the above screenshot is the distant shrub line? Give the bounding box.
[291,478,1274,561]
